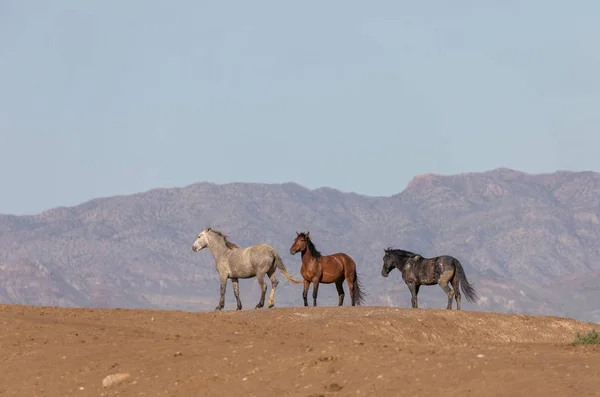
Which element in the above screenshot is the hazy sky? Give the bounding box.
[1,1,599,215]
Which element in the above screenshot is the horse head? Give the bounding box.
[191,227,212,252]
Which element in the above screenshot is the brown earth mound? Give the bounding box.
[1,305,599,397]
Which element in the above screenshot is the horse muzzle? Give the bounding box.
[289,248,297,255]
[381,269,389,277]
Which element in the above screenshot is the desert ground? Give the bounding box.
[1,304,599,397]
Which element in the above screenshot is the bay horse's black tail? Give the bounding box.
[353,272,367,306]
[454,259,479,303]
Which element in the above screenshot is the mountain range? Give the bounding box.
[1,168,599,322]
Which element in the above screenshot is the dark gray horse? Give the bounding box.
[192,227,301,311]
[381,248,479,310]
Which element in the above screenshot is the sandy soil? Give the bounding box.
[1,304,599,397]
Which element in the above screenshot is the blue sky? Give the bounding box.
[1,1,599,215]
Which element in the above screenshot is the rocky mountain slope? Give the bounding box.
[1,168,599,322]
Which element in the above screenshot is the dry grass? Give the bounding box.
[572,329,600,345]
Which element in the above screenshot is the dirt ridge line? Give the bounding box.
[2,304,597,346]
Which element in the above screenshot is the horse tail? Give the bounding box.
[352,271,367,306]
[273,252,302,284]
[454,259,479,303]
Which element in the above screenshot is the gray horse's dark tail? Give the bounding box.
[353,272,367,305]
[273,252,302,284]
[454,259,479,303]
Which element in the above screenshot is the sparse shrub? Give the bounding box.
[572,329,600,345]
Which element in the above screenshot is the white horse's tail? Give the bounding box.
[273,252,302,284]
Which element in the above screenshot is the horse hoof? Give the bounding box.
[215,307,222,312]
[268,303,275,309]
[236,307,242,311]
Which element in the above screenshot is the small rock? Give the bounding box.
[325,383,344,392]
[477,354,485,358]
[173,351,182,357]
[102,373,131,387]
[79,387,84,390]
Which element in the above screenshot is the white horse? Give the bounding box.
[192,227,301,311]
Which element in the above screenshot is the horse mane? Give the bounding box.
[298,232,321,258]
[208,228,240,249]
[384,247,421,259]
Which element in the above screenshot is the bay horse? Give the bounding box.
[289,231,366,306]
[192,227,301,311]
[381,248,479,310]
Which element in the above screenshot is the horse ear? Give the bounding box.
[296,231,300,236]
[414,255,422,261]
[306,231,310,238]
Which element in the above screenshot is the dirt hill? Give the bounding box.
[1,168,600,322]
[1,304,598,397]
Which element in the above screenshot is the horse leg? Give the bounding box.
[216,275,228,312]
[451,275,461,310]
[344,261,359,306]
[267,267,278,308]
[231,278,242,310]
[312,278,320,306]
[439,280,455,310]
[255,273,267,309]
[335,279,345,306]
[346,274,355,306]
[302,279,310,306]
[415,284,420,305]
[407,282,419,308]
